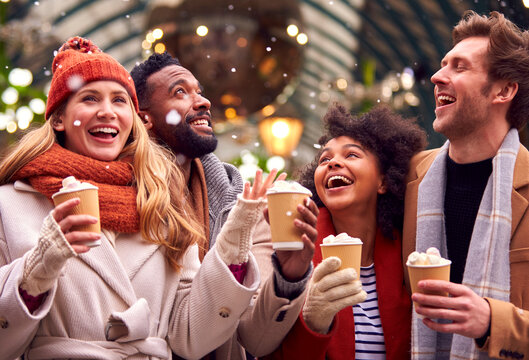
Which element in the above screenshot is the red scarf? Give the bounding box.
[313,207,412,360]
[12,143,140,233]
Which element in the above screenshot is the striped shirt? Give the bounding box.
[353,263,386,359]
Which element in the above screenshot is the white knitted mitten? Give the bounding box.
[215,195,266,265]
[302,256,367,334]
[20,213,77,296]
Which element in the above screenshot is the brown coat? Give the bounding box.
[402,145,529,359]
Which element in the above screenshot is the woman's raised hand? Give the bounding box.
[52,198,101,254]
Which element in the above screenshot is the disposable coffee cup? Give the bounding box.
[407,261,451,308]
[52,178,101,247]
[320,242,363,276]
[266,192,310,250]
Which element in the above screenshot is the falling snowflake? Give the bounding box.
[67,75,85,91]
[176,154,187,165]
[73,120,82,127]
[165,109,181,125]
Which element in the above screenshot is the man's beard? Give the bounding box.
[434,85,491,140]
[169,120,218,159]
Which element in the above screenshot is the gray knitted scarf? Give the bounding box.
[412,128,519,359]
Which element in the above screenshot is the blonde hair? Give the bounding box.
[0,99,204,271]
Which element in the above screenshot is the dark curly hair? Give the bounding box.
[130,52,181,110]
[296,103,427,239]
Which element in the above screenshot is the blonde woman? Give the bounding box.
[0,37,264,359]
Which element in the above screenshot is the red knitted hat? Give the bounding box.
[45,36,139,119]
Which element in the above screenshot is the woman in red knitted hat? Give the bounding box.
[0,37,267,359]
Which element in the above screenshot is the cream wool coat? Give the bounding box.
[0,181,261,360]
[208,215,308,360]
[403,145,529,359]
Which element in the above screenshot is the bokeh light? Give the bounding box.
[2,87,19,105]
[296,33,308,45]
[29,98,46,114]
[8,68,33,87]
[287,24,299,37]
[196,25,208,37]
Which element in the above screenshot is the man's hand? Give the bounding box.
[412,280,491,339]
[264,197,319,281]
[242,168,287,201]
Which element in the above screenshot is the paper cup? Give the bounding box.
[320,243,362,276]
[266,192,310,250]
[52,187,101,247]
[407,262,451,307]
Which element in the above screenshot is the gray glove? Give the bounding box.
[215,195,266,265]
[302,256,367,334]
[20,213,77,296]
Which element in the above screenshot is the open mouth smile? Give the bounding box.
[189,118,210,126]
[88,127,118,139]
[437,94,456,107]
[326,175,353,189]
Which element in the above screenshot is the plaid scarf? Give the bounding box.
[412,128,519,359]
[12,143,140,233]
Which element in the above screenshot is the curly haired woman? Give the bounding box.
[262,103,427,359]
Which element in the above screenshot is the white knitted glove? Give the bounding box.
[20,213,77,296]
[215,195,267,265]
[302,256,367,334]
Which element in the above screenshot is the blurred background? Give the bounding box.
[2,0,529,178]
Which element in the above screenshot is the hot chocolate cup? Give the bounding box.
[52,186,101,247]
[407,261,451,308]
[320,242,363,276]
[266,192,309,250]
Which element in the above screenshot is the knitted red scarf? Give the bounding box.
[12,143,140,233]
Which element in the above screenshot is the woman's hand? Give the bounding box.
[302,256,367,334]
[52,198,101,254]
[242,168,287,201]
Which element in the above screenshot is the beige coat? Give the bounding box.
[402,146,529,359]
[0,181,261,360]
[189,156,308,360]
[211,215,307,360]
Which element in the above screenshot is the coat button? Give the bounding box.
[0,317,8,329]
[219,307,231,318]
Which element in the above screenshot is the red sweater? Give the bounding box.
[262,207,412,360]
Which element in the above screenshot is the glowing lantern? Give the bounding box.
[258,116,303,157]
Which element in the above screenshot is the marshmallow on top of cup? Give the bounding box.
[265,180,312,196]
[54,176,98,194]
[406,247,450,266]
[322,232,362,245]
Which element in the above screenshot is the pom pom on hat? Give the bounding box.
[57,36,102,54]
[45,36,138,119]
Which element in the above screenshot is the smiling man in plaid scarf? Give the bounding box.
[402,10,529,360]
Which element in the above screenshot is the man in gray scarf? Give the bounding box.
[131,53,318,360]
[402,10,529,359]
